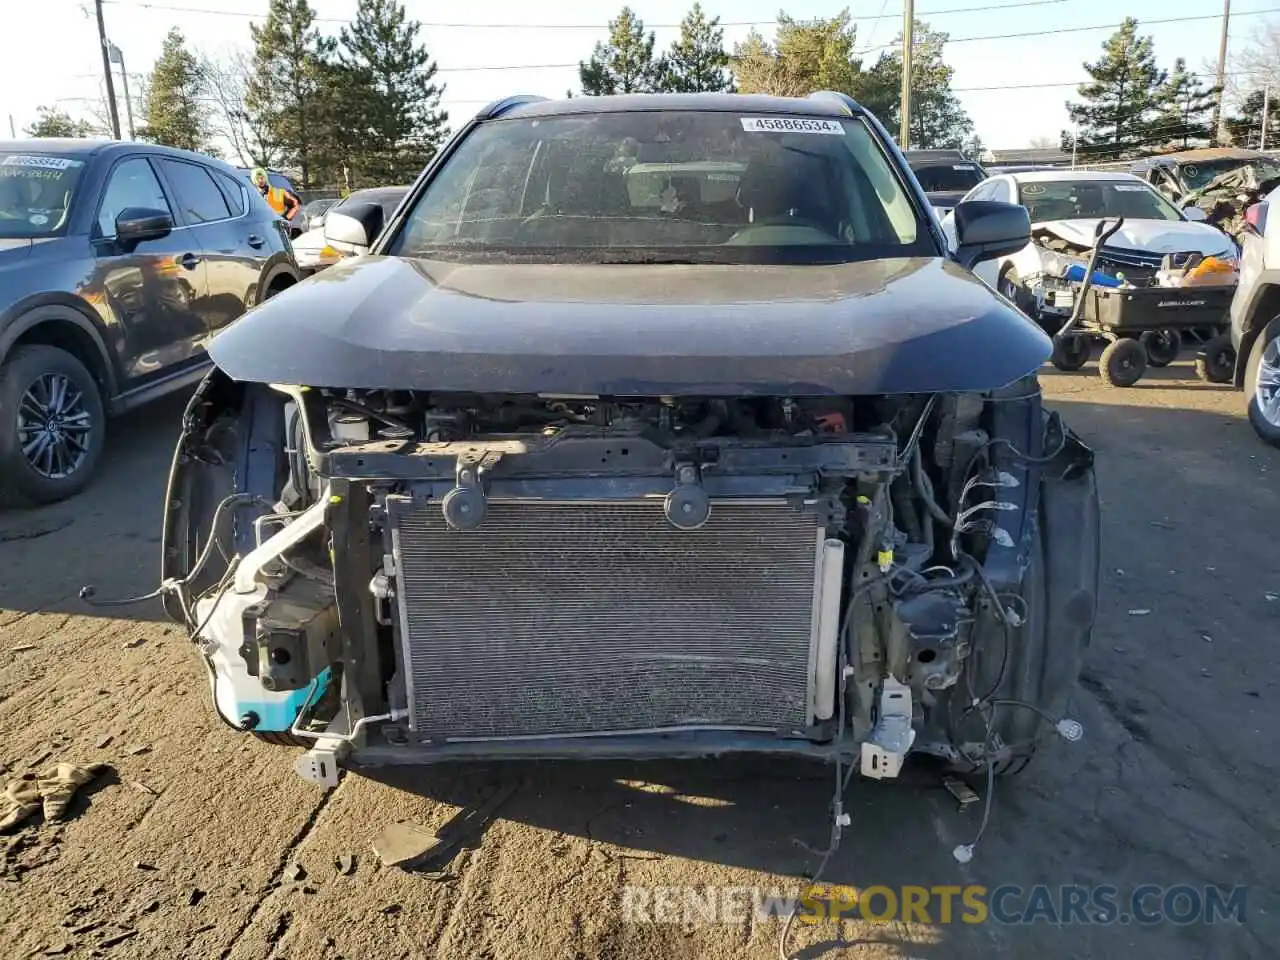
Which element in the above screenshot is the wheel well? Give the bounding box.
[265,273,296,298]
[10,319,111,398]
[1236,285,1280,386]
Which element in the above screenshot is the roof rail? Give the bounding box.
[807,91,859,115]
[475,95,549,120]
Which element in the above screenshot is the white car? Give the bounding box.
[941,170,1239,341]
[293,185,410,275]
[1227,185,1280,447]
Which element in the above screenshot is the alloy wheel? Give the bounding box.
[16,372,93,480]
[1258,336,1280,428]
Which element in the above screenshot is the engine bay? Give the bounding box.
[157,370,1096,793]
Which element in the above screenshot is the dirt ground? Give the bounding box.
[0,362,1275,960]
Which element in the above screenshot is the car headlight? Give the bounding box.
[1037,249,1083,278]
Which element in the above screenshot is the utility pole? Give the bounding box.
[94,0,122,139]
[8,115,14,139]
[899,0,914,149]
[108,43,135,139]
[1213,0,1231,144]
[1262,86,1270,150]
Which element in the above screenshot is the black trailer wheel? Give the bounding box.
[1050,335,1091,371]
[1140,329,1181,367]
[1099,338,1147,387]
[1195,333,1236,384]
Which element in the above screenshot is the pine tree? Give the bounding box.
[246,0,336,187]
[863,22,973,148]
[731,11,862,100]
[1153,58,1219,149]
[661,3,732,93]
[338,0,449,185]
[25,106,95,139]
[579,7,664,95]
[1063,18,1165,161]
[139,28,208,152]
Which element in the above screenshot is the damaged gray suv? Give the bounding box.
[159,93,1100,789]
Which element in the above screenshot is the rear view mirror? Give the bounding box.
[324,202,384,250]
[115,206,173,245]
[951,200,1030,270]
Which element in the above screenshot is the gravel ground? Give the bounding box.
[0,362,1275,960]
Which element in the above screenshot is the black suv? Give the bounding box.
[901,148,988,218]
[0,139,298,506]
[163,93,1100,789]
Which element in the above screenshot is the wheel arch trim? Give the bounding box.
[0,301,120,403]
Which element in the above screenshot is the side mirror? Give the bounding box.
[1182,205,1207,222]
[324,202,384,250]
[951,200,1030,270]
[115,207,173,245]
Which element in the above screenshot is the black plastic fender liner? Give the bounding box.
[960,423,1100,762]
[159,368,245,623]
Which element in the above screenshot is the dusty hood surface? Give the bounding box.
[208,254,1051,396]
[1034,218,1236,256]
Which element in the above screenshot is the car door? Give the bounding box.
[90,155,211,387]
[155,158,266,335]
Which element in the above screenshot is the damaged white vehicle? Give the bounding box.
[943,171,1240,349]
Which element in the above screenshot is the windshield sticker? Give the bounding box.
[740,117,844,135]
[1182,164,1199,178]
[1022,183,1047,196]
[28,214,48,226]
[0,167,68,181]
[1,155,79,171]
[1112,184,1149,191]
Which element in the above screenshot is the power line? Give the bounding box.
[856,7,1280,54]
[89,7,1280,75]
[101,0,1071,28]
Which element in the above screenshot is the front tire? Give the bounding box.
[1195,333,1236,384]
[1099,338,1147,387]
[1245,322,1280,448]
[0,345,106,507]
[997,267,1035,318]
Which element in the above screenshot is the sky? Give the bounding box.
[0,0,1269,155]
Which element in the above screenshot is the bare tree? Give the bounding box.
[1028,135,1058,149]
[197,47,281,167]
[1226,19,1280,111]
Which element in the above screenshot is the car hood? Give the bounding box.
[292,226,326,253]
[1033,218,1234,256]
[207,255,1051,396]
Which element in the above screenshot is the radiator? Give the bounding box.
[389,498,828,741]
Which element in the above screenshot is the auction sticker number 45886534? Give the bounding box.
[740,117,845,135]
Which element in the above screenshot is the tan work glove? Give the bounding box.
[0,776,42,832]
[38,762,110,822]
